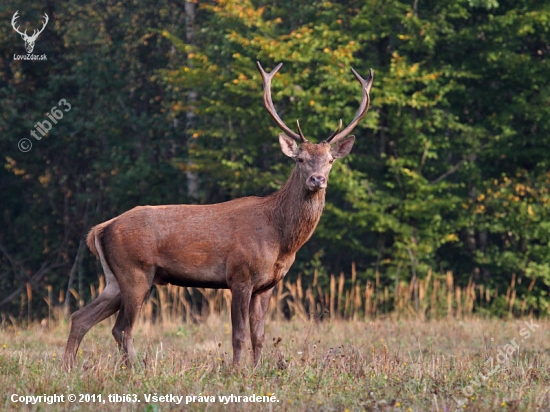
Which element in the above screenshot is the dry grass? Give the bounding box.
[2,267,546,410]
[20,267,534,332]
[146,268,534,322]
[1,315,549,411]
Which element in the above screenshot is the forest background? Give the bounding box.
[1,0,549,320]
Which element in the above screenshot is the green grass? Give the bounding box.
[0,317,549,411]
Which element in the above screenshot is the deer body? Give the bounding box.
[93,168,325,292]
[64,63,373,370]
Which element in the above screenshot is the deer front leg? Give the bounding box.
[249,288,273,365]
[230,284,252,364]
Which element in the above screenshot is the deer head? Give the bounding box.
[257,62,373,192]
[12,11,49,54]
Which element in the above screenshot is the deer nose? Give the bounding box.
[308,175,326,188]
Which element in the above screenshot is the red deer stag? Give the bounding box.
[63,62,373,370]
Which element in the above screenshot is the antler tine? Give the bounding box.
[256,61,307,143]
[11,11,27,37]
[326,119,343,141]
[296,120,307,141]
[30,13,49,39]
[39,13,49,33]
[326,68,374,144]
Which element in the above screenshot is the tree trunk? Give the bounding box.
[185,0,199,202]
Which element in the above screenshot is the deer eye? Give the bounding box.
[297,157,304,163]
[329,158,334,164]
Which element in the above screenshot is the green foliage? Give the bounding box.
[0,1,189,315]
[1,0,549,317]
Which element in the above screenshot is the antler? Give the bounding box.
[256,61,307,143]
[31,13,49,40]
[326,119,343,141]
[11,11,27,37]
[325,68,373,145]
[11,11,48,40]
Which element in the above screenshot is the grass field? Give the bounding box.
[1,316,549,411]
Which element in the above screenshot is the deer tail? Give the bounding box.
[86,220,119,286]
[86,226,100,258]
[86,221,111,259]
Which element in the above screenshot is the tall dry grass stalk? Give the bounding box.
[21,265,533,326]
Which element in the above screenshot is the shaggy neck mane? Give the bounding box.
[265,167,326,255]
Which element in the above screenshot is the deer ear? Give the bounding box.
[279,133,299,158]
[330,136,355,159]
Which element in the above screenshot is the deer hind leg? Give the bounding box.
[63,281,121,370]
[249,288,274,366]
[113,268,153,366]
[111,304,125,347]
[230,284,253,365]
[64,227,123,370]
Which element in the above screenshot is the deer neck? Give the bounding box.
[268,168,326,255]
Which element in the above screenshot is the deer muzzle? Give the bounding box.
[307,175,327,190]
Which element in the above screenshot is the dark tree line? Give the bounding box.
[1,0,549,318]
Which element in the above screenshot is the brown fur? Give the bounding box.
[64,63,372,370]
[63,139,354,370]
[85,227,98,258]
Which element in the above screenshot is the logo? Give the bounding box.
[18,99,72,152]
[11,10,48,59]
